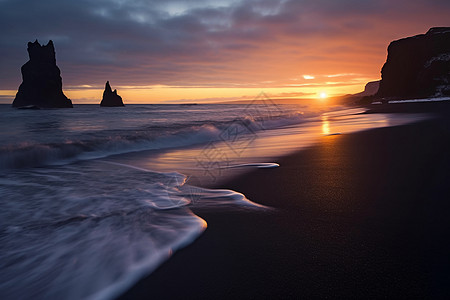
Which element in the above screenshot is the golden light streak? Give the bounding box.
[322,115,330,135]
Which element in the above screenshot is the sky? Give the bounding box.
[0,0,449,104]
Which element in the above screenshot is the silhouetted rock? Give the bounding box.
[12,40,72,108]
[100,81,125,107]
[354,80,380,97]
[376,27,450,100]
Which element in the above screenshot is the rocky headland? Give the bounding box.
[376,27,450,100]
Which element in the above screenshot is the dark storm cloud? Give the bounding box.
[0,0,449,89]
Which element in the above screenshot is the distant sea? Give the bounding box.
[0,101,427,299]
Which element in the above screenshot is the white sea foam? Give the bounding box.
[220,162,280,169]
[388,97,450,103]
[0,160,265,300]
[0,104,321,170]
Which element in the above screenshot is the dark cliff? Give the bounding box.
[376,27,450,100]
[100,81,125,107]
[12,40,72,108]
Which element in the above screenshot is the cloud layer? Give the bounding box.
[0,0,449,97]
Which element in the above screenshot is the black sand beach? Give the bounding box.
[120,106,450,299]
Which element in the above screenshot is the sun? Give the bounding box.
[319,92,328,99]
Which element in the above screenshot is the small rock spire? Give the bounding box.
[100,81,125,107]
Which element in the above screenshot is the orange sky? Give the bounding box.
[0,0,449,104]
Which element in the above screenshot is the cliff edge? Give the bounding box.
[376,27,450,100]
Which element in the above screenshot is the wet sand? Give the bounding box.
[119,106,450,299]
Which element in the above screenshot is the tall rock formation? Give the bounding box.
[376,27,450,99]
[12,40,73,108]
[100,81,125,107]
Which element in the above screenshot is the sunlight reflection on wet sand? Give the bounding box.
[108,111,430,186]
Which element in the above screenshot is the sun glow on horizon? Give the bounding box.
[319,91,328,99]
[0,80,368,104]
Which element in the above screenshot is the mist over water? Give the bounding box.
[0,102,428,299]
[0,160,265,300]
[0,103,318,169]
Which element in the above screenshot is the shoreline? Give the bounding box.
[119,108,450,299]
[361,98,450,114]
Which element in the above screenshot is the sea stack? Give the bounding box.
[100,81,125,107]
[376,27,450,100]
[12,40,73,108]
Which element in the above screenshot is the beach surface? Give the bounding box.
[119,108,450,299]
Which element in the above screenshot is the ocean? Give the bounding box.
[0,100,428,299]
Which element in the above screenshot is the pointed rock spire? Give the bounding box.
[100,81,125,107]
[105,81,112,93]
